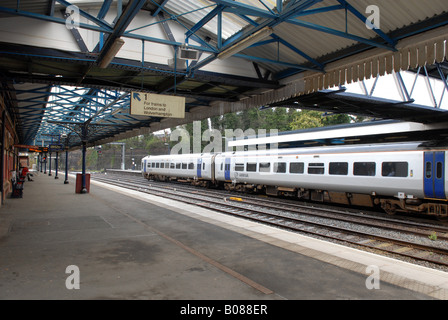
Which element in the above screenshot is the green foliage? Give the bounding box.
[289,110,354,130]
[429,231,437,241]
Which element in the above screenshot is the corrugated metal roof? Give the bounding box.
[144,0,444,76]
[164,0,265,40]
[1,0,448,146]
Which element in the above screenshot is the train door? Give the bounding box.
[224,158,231,181]
[143,159,147,173]
[197,158,202,178]
[424,151,445,199]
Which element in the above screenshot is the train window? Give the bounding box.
[182,163,187,169]
[152,162,155,168]
[437,162,443,179]
[259,162,271,172]
[188,162,194,170]
[156,163,160,168]
[274,162,287,173]
[176,163,181,169]
[425,162,432,178]
[290,162,304,174]
[329,162,348,175]
[308,163,324,175]
[170,163,175,169]
[159,163,164,169]
[382,162,408,177]
[353,162,376,176]
[220,163,223,171]
[235,163,245,172]
[203,162,205,170]
[247,163,257,172]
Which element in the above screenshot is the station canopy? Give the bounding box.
[0,0,447,148]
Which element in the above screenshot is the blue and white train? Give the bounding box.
[141,141,448,217]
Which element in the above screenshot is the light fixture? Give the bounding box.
[217,27,273,60]
[99,37,125,68]
[178,45,199,61]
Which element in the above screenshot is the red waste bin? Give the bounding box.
[75,173,90,193]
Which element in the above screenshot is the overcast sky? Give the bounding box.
[345,71,448,110]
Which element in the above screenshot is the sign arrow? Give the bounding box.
[133,92,141,101]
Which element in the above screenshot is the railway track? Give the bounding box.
[92,173,448,270]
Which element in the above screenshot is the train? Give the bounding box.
[141,141,448,218]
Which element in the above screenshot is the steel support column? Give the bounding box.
[0,111,5,204]
[55,152,59,179]
[64,148,69,184]
[81,141,87,193]
[48,151,52,176]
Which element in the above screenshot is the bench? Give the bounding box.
[11,172,24,198]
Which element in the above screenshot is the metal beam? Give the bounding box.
[0,5,111,33]
[97,0,147,67]
[336,0,396,47]
[233,53,325,72]
[286,19,396,51]
[212,0,277,19]
[55,0,113,30]
[186,5,225,40]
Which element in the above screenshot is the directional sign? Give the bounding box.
[49,144,64,152]
[130,92,185,118]
[14,144,47,153]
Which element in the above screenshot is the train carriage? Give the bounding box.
[142,141,448,217]
[142,153,214,186]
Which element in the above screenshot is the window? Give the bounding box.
[382,162,408,177]
[225,163,230,171]
[160,163,165,169]
[182,163,187,169]
[156,162,160,168]
[147,163,151,168]
[235,163,245,172]
[203,162,205,170]
[290,162,304,174]
[259,162,271,173]
[329,162,348,175]
[247,163,257,172]
[274,162,287,173]
[354,162,376,176]
[188,162,194,170]
[437,162,443,179]
[151,162,155,168]
[170,163,175,169]
[176,163,181,169]
[425,162,432,178]
[308,163,324,175]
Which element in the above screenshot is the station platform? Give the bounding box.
[1,171,448,301]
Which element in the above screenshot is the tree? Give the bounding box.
[289,110,353,130]
[289,110,325,130]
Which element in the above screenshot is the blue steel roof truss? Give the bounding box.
[16,85,134,147]
[3,0,446,149]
